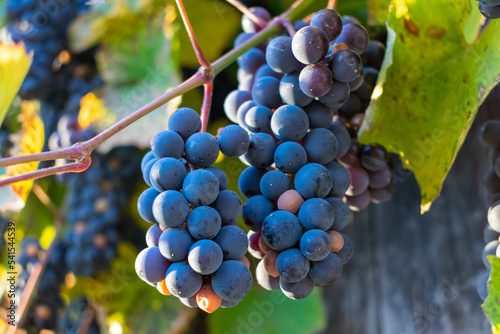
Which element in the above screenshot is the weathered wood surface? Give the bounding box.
[322,89,500,334]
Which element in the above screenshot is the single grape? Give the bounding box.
[146,224,163,247]
[243,132,277,168]
[166,261,203,298]
[292,26,329,64]
[237,48,266,74]
[138,188,160,224]
[182,170,220,206]
[299,63,333,98]
[135,247,172,284]
[242,195,277,232]
[152,190,191,227]
[212,260,253,301]
[255,64,283,81]
[252,76,282,109]
[318,80,350,109]
[187,206,222,240]
[330,49,363,83]
[295,163,333,199]
[204,167,228,191]
[238,166,267,198]
[276,248,310,283]
[266,36,302,73]
[346,165,370,196]
[217,125,250,157]
[260,170,290,201]
[324,162,351,197]
[280,276,314,300]
[369,166,392,189]
[256,259,280,290]
[279,72,314,107]
[298,198,335,230]
[349,67,365,91]
[149,158,188,192]
[328,121,351,158]
[168,108,201,141]
[310,9,342,41]
[159,227,194,261]
[277,189,305,214]
[479,3,500,18]
[150,130,184,159]
[274,141,308,174]
[309,252,343,286]
[328,230,345,252]
[262,211,302,251]
[242,6,271,33]
[142,158,158,187]
[488,201,500,233]
[211,190,243,224]
[188,240,223,275]
[346,189,371,211]
[185,132,219,168]
[224,90,252,123]
[335,23,369,54]
[236,100,258,130]
[214,225,249,260]
[304,101,334,128]
[335,233,353,264]
[238,76,255,93]
[245,105,273,133]
[360,144,388,171]
[363,41,386,70]
[271,105,309,141]
[141,151,156,171]
[302,128,338,164]
[263,249,280,277]
[300,229,332,261]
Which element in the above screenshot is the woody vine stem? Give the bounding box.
[0,0,317,187]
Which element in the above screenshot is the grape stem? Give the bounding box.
[0,0,317,187]
[226,0,269,29]
[201,82,214,133]
[8,186,64,332]
[328,0,337,10]
[175,0,211,70]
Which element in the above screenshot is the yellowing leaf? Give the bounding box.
[0,42,32,125]
[78,92,114,128]
[485,257,500,332]
[6,101,44,203]
[358,0,500,212]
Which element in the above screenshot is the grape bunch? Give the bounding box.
[477,0,500,19]
[136,108,253,312]
[64,146,142,277]
[477,119,500,300]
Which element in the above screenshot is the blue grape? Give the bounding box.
[294,20,309,30]
[150,158,188,192]
[138,188,160,224]
[243,132,277,168]
[299,64,333,98]
[483,240,499,269]
[182,170,220,206]
[328,121,351,158]
[150,130,184,159]
[212,260,253,301]
[309,252,343,286]
[360,144,388,172]
[141,151,156,171]
[300,229,332,261]
[256,259,280,290]
[217,125,250,157]
[179,295,199,308]
[214,225,249,260]
[221,298,243,308]
[166,261,203,298]
[330,49,363,83]
[349,68,365,91]
[291,26,329,64]
[262,211,302,251]
[280,276,314,299]
[271,105,309,141]
[488,201,500,233]
[224,90,252,123]
[276,248,310,282]
[159,227,194,261]
[295,163,332,199]
[255,64,283,81]
[187,206,222,240]
[304,101,334,128]
[279,72,314,107]
[324,197,350,231]
[479,2,500,18]
[325,161,351,197]
[238,48,266,74]
[135,247,171,284]
[252,76,282,109]
[238,166,266,198]
[336,234,353,264]
[274,141,307,174]
[298,198,335,230]
[185,132,219,168]
[338,94,362,118]
[318,80,350,109]
[310,9,342,41]
[242,195,276,232]
[152,190,190,228]
[342,16,361,25]
[335,23,369,55]
[142,158,158,187]
[302,128,338,164]
[211,190,243,224]
[364,41,386,70]
[260,170,290,201]
[237,100,258,130]
[239,76,255,93]
[146,224,163,247]
[168,108,201,141]
[188,240,223,275]
[242,6,271,33]
[205,167,228,191]
[265,36,302,73]
[245,105,273,133]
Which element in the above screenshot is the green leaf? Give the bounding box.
[208,287,326,334]
[368,0,390,24]
[358,0,500,212]
[484,256,500,333]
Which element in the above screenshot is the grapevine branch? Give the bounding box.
[226,0,269,29]
[0,0,315,187]
[201,83,214,133]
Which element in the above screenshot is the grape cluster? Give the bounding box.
[24,242,68,332]
[478,119,500,300]
[223,8,358,299]
[136,108,252,312]
[477,0,500,19]
[5,0,88,100]
[64,146,142,277]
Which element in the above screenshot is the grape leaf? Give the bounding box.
[0,101,44,211]
[358,0,500,212]
[0,42,32,126]
[484,256,500,333]
[208,287,326,334]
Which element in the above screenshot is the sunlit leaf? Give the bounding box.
[78,92,114,129]
[485,257,500,332]
[368,0,390,24]
[358,0,500,212]
[0,42,32,126]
